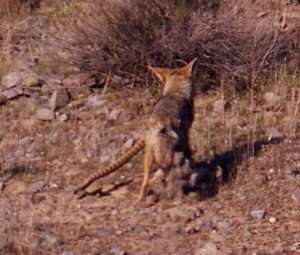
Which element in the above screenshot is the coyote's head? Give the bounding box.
[148,58,197,97]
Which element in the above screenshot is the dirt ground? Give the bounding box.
[1,86,300,255]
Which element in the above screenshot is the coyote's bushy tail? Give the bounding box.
[74,139,145,194]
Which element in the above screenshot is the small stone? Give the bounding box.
[49,88,71,111]
[216,220,231,232]
[111,209,118,216]
[269,168,275,174]
[213,99,226,113]
[110,246,126,255]
[5,180,27,195]
[166,206,191,223]
[21,118,37,131]
[195,242,219,255]
[1,87,24,99]
[269,217,277,223]
[108,109,121,121]
[29,180,46,193]
[86,95,106,108]
[123,138,135,150]
[292,189,300,205]
[267,128,283,142]
[63,73,95,87]
[23,75,41,87]
[61,251,74,255]
[250,209,266,220]
[111,186,129,199]
[264,92,280,107]
[2,71,23,88]
[36,108,55,121]
[58,113,69,122]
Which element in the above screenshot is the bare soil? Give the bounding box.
[1,87,300,255]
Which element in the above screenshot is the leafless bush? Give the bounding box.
[0,0,41,18]
[60,0,300,90]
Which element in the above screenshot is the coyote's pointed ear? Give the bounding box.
[148,66,171,83]
[177,58,197,77]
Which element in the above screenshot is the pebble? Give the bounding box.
[213,99,226,113]
[110,246,126,255]
[195,242,219,255]
[35,108,55,121]
[292,189,300,205]
[250,209,266,220]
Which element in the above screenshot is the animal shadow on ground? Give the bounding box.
[185,138,282,200]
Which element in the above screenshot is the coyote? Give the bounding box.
[75,58,197,201]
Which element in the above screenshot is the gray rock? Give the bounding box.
[268,127,283,141]
[264,92,280,107]
[23,74,41,87]
[108,109,121,121]
[49,88,71,111]
[250,209,266,220]
[1,87,24,99]
[213,99,226,113]
[110,246,126,255]
[36,108,55,121]
[166,206,191,223]
[63,73,95,87]
[57,113,69,122]
[1,71,23,88]
[195,242,219,255]
[292,189,300,205]
[86,95,106,108]
[29,180,46,193]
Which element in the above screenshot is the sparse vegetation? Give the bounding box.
[1,0,300,254]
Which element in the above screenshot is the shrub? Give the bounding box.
[59,0,300,90]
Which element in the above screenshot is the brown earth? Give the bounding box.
[1,85,300,255]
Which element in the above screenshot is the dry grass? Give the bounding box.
[51,0,300,91]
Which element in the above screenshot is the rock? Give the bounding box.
[1,87,24,99]
[63,73,95,87]
[264,92,280,107]
[292,189,300,205]
[216,220,231,232]
[35,108,55,121]
[23,74,41,87]
[108,109,121,121]
[39,233,58,250]
[1,71,23,88]
[29,180,46,193]
[49,88,71,111]
[111,186,129,199]
[86,95,106,108]
[21,118,37,131]
[123,138,135,150]
[166,206,191,223]
[267,127,283,142]
[4,180,27,195]
[195,242,219,255]
[57,113,69,122]
[269,217,277,223]
[61,251,74,255]
[110,246,126,255]
[213,99,226,113]
[285,165,299,176]
[250,209,266,220]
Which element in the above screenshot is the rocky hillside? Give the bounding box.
[1,0,300,254]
